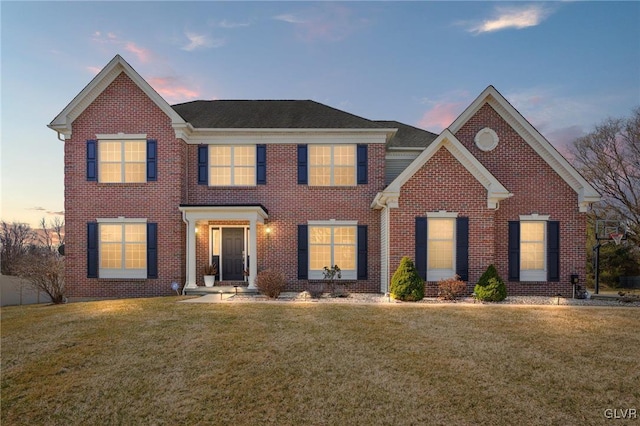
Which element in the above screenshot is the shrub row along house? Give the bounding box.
[48,55,599,299]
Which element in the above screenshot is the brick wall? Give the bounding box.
[186,143,386,293]
[389,147,495,297]
[65,72,185,298]
[388,103,586,297]
[453,103,586,296]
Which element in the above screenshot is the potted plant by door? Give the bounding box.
[204,263,218,288]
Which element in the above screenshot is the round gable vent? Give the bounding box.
[474,127,499,152]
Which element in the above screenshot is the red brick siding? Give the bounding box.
[64,72,185,298]
[186,143,385,293]
[453,103,586,296]
[389,147,495,297]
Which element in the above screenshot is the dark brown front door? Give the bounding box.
[222,228,244,280]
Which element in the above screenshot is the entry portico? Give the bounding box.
[179,205,268,290]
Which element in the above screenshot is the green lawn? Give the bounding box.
[2,298,639,425]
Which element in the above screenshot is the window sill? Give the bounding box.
[206,186,257,190]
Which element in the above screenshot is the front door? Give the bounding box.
[222,228,244,280]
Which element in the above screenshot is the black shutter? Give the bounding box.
[147,139,157,181]
[297,225,308,279]
[198,145,208,185]
[297,145,308,184]
[357,144,368,184]
[256,144,267,185]
[415,217,427,280]
[87,140,97,181]
[547,221,560,282]
[357,225,368,280]
[508,221,520,281]
[87,222,98,278]
[456,217,469,281]
[147,223,158,279]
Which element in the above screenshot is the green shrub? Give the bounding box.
[477,264,501,288]
[390,257,425,301]
[474,277,507,302]
[438,275,467,300]
[255,269,286,299]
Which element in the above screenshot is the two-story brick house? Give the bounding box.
[49,55,599,299]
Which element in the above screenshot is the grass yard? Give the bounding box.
[2,298,639,425]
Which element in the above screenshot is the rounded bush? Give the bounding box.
[477,264,501,288]
[474,277,507,302]
[390,257,425,301]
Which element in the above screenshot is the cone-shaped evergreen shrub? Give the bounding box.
[390,257,425,301]
[474,265,507,302]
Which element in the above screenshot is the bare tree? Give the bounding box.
[0,221,36,275]
[570,107,640,246]
[16,247,66,304]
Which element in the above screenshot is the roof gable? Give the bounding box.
[48,55,185,138]
[373,129,512,210]
[449,86,600,211]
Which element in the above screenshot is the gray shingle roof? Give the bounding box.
[171,100,388,129]
[375,121,438,148]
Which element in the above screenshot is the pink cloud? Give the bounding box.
[124,42,152,63]
[417,102,465,132]
[148,77,200,104]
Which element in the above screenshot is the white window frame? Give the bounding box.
[519,214,549,282]
[209,145,256,186]
[308,220,357,280]
[426,211,457,282]
[96,134,147,183]
[97,217,147,279]
[308,144,356,187]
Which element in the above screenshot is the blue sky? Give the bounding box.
[1,1,639,227]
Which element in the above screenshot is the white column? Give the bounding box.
[247,218,258,289]
[185,217,197,289]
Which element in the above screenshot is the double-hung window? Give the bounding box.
[427,216,456,281]
[309,145,356,186]
[520,220,546,282]
[98,140,147,183]
[98,219,147,279]
[308,223,357,279]
[209,145,256,186]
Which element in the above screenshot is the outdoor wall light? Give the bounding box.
[265,226,272,234]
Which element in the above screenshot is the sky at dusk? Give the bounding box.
[1,1,639,227]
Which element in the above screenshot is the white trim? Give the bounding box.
[96,133,147,140]
[307,220,358,226]
[48,55,185,139]
[426,211,459,218]
[179,205,267,290]
[380,206,390,293]
[474,127,499,152]
[373,129,512,210]
[177,128,395,145]
[97,217,147,223]
[448,85,600,211]
[519,214,550,221]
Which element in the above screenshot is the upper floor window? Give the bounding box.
[209,145,256,186]
[309,145,356,186]
[98,140,147,183]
